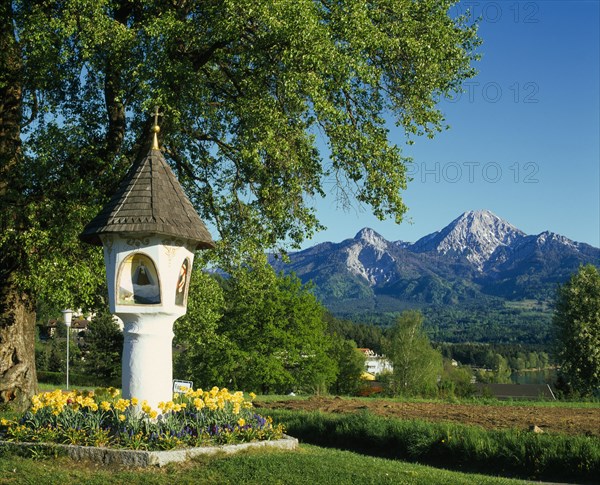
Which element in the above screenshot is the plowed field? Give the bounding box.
[259,397,600,436]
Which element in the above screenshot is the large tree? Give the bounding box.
[0,0,479,408]
[385,310,442,396]
[175,261,337,394]
[82,311,124,385]
[553,265,600,397]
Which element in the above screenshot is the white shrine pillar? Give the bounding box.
[99,235,198,409]
[121,313,175,407]
[79,111,215,411]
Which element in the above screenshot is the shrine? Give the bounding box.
[80,111,214,410]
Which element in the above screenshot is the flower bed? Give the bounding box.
[0,435,299,467]
[0,387,285,451]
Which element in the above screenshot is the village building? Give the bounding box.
[38,314,91,340]
[358,348,393,377]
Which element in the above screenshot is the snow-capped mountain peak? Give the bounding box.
[354,227,389,252]
[411,210,526,269]
[271,210,599,304]
[534,231,577,248]
[345,228,395,285]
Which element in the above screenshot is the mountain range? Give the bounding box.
[271,210,600,311]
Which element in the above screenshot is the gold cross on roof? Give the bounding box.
[152,106,163,150]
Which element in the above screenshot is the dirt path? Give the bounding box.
[259,397,600,436]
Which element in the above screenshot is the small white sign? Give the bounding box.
[173,379,193,394]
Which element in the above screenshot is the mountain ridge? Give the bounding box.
[271,210,600,305]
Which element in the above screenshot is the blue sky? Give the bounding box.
[302,0,600,248]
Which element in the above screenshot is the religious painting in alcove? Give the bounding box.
[175,258,190,306]
[117,253,161,305]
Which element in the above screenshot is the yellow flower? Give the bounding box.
[249,392,256,400]
[193,398,205,410]
[131,397,139,406]
[114,399,130,412]
[237,418,246,427]
[1,418,10,426]
[118,414,126,422]
[149,410,158,419]
[100,401,111,411]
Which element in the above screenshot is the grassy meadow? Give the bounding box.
[0,442,531,485]
[1,389,598,484]
[262,408,599,483]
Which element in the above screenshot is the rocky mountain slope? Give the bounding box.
[271,210,600,306]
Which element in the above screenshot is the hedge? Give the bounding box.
[263,408,600,483]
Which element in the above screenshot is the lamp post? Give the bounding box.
[62,309,73,390]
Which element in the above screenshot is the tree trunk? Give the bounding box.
[0,0,38,411]
[0,282,38,410]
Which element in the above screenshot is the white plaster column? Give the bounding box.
[120,313,176,411]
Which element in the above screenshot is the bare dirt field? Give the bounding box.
[259,397,600,436]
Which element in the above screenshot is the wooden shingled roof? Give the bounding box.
[80,147,215,250]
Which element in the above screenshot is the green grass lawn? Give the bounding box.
[37,383,98,393]
[0,444,529,485]
[3,388,596,483]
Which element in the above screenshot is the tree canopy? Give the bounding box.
[174,261,337,394]
[553,265,600,397]
[9,0,478,268]
[81,311,124,383]
[384,310,442,396]
[1,0,479,407]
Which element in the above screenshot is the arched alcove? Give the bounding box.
[117,253,161,305]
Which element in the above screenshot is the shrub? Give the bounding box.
[37,371,120,388]
[263,408,600,482]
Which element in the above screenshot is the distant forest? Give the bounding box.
[324,294,553,346]
[324,312,554,370]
